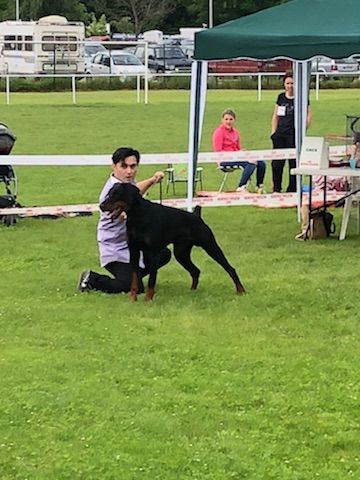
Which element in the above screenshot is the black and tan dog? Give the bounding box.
[100,183,245,302]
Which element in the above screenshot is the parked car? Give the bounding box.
[350,54,360,66]
[311,56,359,76]
[133,44,192,73]
[86,50,151,78]
[208,59,292,74]
[180,43,194,59]
[84,42,107,70]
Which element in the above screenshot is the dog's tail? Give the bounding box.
[193,205,202,217]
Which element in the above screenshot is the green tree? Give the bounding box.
[20,0,87,21]
[85,12,108,36]
[161,0,288,33]
[118,0,176,36]
[0,0,13,21]
[111,16,135,34]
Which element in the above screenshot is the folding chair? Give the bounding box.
[217,161,244,192]
[165,163,203,195]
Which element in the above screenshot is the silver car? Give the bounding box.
[311,56,359,76]
[84,42,107,71]
[86,50,151,79]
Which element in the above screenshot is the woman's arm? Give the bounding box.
[212,127,224,152]
[271,104,279,135]
[137,171,164,195]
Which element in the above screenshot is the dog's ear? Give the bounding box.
[122,183,142,209]
[193,205,202,217]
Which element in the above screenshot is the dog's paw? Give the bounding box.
[129,292,138,303]
[144,288,155,301]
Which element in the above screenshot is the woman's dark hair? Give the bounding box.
[283,71,294,84]
[112,147,140,165]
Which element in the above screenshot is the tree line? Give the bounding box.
[0,0,287,36]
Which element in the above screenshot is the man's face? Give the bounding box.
[112,155,138,183]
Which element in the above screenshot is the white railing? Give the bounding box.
[1,70,359,105]
[2,146,347,166]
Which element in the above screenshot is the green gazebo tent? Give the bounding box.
[187,0,360,207]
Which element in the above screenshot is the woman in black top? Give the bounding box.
[270,73,312,192]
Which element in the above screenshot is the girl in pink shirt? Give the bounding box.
[212,109,266,193]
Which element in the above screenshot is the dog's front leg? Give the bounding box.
[145,252,160,301]
[129,247,140,303]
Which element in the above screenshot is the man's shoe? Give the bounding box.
[77,270,93,292]
[236,185,248,193]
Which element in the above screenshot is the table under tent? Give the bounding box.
[186,0,360,210]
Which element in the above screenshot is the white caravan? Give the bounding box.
[0,15,85,75]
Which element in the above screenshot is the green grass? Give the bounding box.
[0,90,359,479]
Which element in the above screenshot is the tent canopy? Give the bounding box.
[194,0,360,61]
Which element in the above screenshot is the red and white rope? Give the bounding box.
[0,191,345,217]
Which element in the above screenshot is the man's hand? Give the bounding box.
[152,171,165,184]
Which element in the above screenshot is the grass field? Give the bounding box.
[1,90,359,479]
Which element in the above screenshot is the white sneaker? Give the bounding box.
[77,270,92,292]
[236,185,248,193]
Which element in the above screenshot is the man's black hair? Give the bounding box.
[112,147,140,165]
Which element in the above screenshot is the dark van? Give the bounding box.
[134,44,192,73]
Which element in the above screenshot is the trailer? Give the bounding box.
[0,15,85,75]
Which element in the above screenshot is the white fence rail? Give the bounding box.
[1,71,359,105]
[2,146,346,167]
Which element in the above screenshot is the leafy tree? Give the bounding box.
[0,0,14,21]
[161,0,288,33]
[20,0,87,21]
[118,0,176,36]
[81,0,115,21]
[111,17,135,34]
[85,13,108,36]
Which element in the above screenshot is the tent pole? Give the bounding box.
[187,60,207,212]
[294,60,311,221]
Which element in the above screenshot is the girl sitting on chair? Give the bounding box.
[212,108,266,193]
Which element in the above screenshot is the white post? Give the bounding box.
[6,75,10,105]
[71,75,76,104]
[136,75,140,103]
[144,42,149,104]
[257,73,262,101]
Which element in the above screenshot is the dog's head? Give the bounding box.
[100,183,141,217]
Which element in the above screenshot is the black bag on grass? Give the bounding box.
[295,205,335,241]
[307,210,336,240]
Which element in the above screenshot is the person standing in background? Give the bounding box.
[271,73,312,193]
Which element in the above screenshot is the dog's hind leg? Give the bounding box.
[174,242,200,290]
[201,239,245,294]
